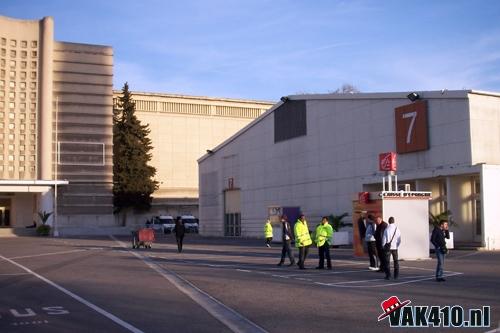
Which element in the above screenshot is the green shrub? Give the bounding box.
[36,224,51,236]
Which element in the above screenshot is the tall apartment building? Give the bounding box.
[113,91,273,218]
[0,15,113,234]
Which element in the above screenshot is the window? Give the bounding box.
[274,100,307,143]
[10,50,16,57]
[21,61,27,69]
[10,40,17,47]
[9,81,15,88]
[1,38,5,46]
[30,71,36,79]
[20,71,26,80]
[21,40,27,48]
[20,82,26,90]
[8,92,15,100]
[8,102,14,109]
[30,92,36,100]
[30,82,36,90]
[1,59,5,67]
[0,69,4,78]
[31,41,37,48]
[20,50,27,58]
[9,71,15,78]
[10,60,16,68]
[31,61,36,69]
[1,48,5,57]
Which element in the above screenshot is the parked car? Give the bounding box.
[179,215,199,233]
[152,215,175,234]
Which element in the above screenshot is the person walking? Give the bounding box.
[264,218,273,247]
[294,214,312,269]
[315,216,333,270]
[374,216,388,273]
[174,216,185,253]
[365,215,379,271]
[277,215,295,266]
[382,216,401,280]
[431,220,450,282]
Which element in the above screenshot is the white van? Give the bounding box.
[180,215,199,233]
[153,215,175,234]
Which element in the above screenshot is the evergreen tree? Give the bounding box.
[113,83,158,214]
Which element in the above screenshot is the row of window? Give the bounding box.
[0,154,36,161]
[0,101,37,110]
[0,80,37,90]
[0,165,36,173]
[1,38,37,49]
[1,59,38,69]
[0,49,37,59]
[0,133,36,140]
[0,91,37,100]
[1,70,37,79]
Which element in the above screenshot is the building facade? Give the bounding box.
[113,91,273,220]
[0,15,114,235]
[198,90,500,249]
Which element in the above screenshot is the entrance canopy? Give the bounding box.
[0,180,69,193]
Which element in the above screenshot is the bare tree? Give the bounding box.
[331,83,360,94]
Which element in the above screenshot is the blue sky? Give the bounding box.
[2,0,500,101]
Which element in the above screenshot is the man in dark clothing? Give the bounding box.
[374,216,388,273]
[431,220,450,282]
[277,215,296,266]
[174,216,185,253]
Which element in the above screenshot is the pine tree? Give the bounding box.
[113,83,158,214]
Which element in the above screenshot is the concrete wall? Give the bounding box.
[199,91,497,238]
[481,164,500,249]
[469,92,500,165]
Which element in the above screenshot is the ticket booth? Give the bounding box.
[352,152,432,260]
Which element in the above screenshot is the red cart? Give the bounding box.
[132,228,155,249]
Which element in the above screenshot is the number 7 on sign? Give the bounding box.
[402,111,417,144]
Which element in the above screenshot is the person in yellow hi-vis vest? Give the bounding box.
[294,214,312,269]
[315,216,333,270]
[264,219,273,247]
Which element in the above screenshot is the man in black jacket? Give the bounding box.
[431,220,450,282]
[277,215,295,266]
[374,216,388,273]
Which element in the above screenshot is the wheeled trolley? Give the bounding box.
[132,228,155,249]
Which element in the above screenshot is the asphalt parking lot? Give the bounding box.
[1,234,499,333]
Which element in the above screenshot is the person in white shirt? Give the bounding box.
[382,216,401,280]
[364,215,378,270]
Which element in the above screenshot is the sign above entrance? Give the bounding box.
[379,152,397,171]
[395,100,429,154]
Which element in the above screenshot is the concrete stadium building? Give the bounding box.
[0,15,113,235]
[198,90,500,249]
[113,91,273,220]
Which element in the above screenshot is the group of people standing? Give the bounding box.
[360,214,450,282]
[266,214,333,270]
[268,213,449,281]
[359,215,401,280]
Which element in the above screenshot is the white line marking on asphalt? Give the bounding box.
[111,236,269,333]
[278,269,370,278]
[8,249,90,260]
[315,272,464,288]
[0,253,144,333]
[236,269,252,273]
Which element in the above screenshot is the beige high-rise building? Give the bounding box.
[113,91,273,218]
[0,15,113,235]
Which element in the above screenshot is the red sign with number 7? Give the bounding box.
[395,100,429,153]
